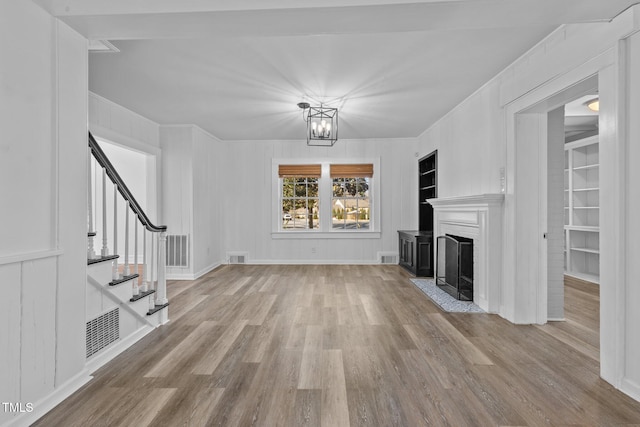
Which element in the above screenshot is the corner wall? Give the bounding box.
[161,125,224,279]
[0,1,89,425]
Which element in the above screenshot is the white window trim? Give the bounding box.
[271,158,381,239]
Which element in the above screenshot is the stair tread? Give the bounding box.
[109,274,139,287]
[88,254,119,265]
[130,289,156,302]
[147,302,169,316]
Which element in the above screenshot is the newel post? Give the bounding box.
[156,231,168,305]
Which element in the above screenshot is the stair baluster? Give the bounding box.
[124,202,130,277]
[101,168,109,257]
[87,151,96,259]
[149,231,156,311]
[141,229,148,292]
[112,183,118,280]
[133,217,139,295]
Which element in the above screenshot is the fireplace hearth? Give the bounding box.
[436,234,474,301]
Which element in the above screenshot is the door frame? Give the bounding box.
[503,45,626,386]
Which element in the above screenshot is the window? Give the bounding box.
[330,164,373,230]
[279,165,321,230]
[282,177,320,229]
[275,161,378,236]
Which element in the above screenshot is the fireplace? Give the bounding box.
[427,194,504,313]
[436,234,474,301]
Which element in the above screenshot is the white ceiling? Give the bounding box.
[564,94,599,140]
[35,0,638,141]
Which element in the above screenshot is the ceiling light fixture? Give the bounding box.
[586,98,599,112]
[297,102,338,146]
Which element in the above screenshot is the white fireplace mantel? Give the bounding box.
[427,194,504,313]
[428,193,505,208]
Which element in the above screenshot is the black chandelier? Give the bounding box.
[297,102,338,146]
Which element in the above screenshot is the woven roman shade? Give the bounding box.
[278,164,322,178]
[330,163,374,178]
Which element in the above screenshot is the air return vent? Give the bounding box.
[166,234,189,267]
[86,308,119,359]
[378,252,399,264]
[227,252,248,265]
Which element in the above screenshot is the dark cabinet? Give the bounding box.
[398,230,433,276]
[398,150,437,277]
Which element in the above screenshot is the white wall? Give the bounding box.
[161,125,224,279]
[416,6,640,401]
[89,92,161,223]
[624,29,640,399]
[220,138,417,263]
[100,141,149,212]
[192,127,224,276]
[417,81,504,197]
[89,92,160,150]
[546,107,566,321]
[0,1,89,425]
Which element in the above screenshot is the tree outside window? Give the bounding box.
[332,177,370,229]
[282,177,319,229]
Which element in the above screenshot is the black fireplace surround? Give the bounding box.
[436,234,473,301]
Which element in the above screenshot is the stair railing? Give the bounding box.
[87,132,169,313]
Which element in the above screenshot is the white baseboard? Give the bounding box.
[166,272,197,280]
[193,262,221,279]
[3,370,92,427]
[246,259,382,265]
[621,377,640,402]
[166,261,222,281]
[85,325,153,374]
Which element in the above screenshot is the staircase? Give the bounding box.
[85,132,169,366]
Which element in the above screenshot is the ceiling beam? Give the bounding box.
[34,0,475,16]
[35,0,639,40]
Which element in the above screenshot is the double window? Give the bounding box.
[276,162,376,235]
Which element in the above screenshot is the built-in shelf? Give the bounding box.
[565,271,600,284]
[418,150,437,232]
[565,225,599,232]
[573,163,599,171]
[570,247,599,254]
[564,135,599,283]
[400,150,437,277]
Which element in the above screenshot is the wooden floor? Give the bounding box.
[35,266,640,426]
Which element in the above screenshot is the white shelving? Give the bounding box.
[564,135,599,283]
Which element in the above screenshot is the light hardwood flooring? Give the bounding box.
[34,266,640,426]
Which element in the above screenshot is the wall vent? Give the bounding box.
[86,308,119,359]
[227,252,248,265]
[378,252,399,265]
[166,234,189,267]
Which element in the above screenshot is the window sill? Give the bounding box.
[271,231,381,239]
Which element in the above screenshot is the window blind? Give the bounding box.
[330,163,374,178]
[278,164,322,178]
